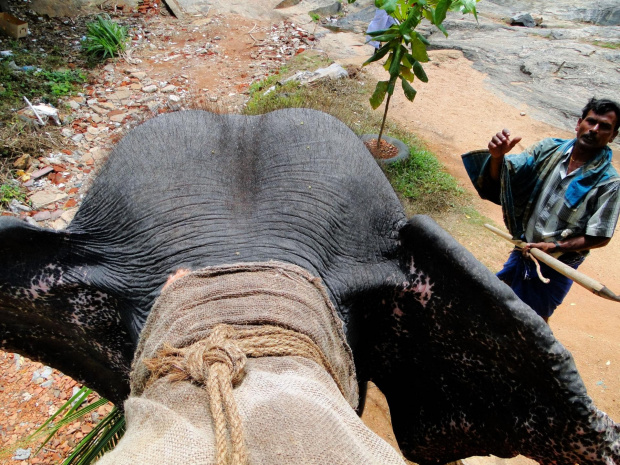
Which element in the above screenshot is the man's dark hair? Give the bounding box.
[581,97,620,131]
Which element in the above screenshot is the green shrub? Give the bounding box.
[0,182,26,207]
[40,70,87,96]
[83,15,128,61]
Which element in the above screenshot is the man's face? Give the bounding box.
[575,110,618,152]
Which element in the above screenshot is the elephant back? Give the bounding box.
[65,109,406,339]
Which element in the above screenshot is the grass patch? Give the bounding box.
[40,69,88,96]
[0,180,26,208]
[0,48,86,114]
[587,40,620,50]
[244,51,463,214]
[383,137,463,215]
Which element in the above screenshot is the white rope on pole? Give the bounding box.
[484,224,620,303]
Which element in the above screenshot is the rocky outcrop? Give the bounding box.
[486,0,620,26]
[325,0,619,140]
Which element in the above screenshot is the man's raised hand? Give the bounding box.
[488,129,522,159]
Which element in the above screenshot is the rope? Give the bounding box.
[143,324,344,465]
[522,250,550,284]
[529,254,550,283]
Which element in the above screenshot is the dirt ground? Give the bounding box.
[1,6,619,464]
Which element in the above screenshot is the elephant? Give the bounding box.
[0,108,618,464]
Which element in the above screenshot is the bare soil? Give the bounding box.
[364,138,400,159]
[1,7,618,465]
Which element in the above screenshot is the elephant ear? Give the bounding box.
[367,215,618,465]
[0,217,133,405]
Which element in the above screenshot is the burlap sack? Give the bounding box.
[97,261,406,465]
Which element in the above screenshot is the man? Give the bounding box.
[463,98,620,321]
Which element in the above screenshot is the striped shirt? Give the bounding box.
[520,142,620,244]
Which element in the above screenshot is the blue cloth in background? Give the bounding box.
[497,249,585,318]
[366,9,397,49]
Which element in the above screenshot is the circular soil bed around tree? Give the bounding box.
[360,134,410,164]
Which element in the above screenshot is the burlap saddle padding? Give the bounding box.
[98,261,407,465]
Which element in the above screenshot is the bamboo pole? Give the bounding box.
[484,224,620,303]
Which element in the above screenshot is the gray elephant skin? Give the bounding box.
[0,109,618,464]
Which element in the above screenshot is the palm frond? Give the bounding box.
[60,407,125,465]
[1,386,125,464]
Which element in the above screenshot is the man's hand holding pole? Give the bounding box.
[485,224,620,302]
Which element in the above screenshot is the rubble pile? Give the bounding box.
[251,21,316,63]
[136,0,163,16]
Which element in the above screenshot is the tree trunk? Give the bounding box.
[376,92,392,157]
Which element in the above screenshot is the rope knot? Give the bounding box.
[186,325,247,386]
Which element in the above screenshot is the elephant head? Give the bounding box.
[1,109,618,464]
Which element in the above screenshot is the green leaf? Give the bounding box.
[450,0,479,20]
[399,6,419,32]
[388,45,405,78]
[35,388,97,454]
[422,8,433,22]
[0,387,121,465]
[436,22,449,37]
[400,65,415,82]
[416,31,430,46]
[434,0,451,25]
[366,27,397,37]
[402,53,412,68]
[367,32,399,42]
[383,53,393,71]
[410,35,429,62]
[450,0,478,13]
[62,408,126,465]
[387,77,397,95]
[362,42,393,66]
[401,78,417,102]
[375,0,399,14]
[370,81,389,109]
[412,60,429,82]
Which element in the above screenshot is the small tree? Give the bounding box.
[363,0,480,153]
